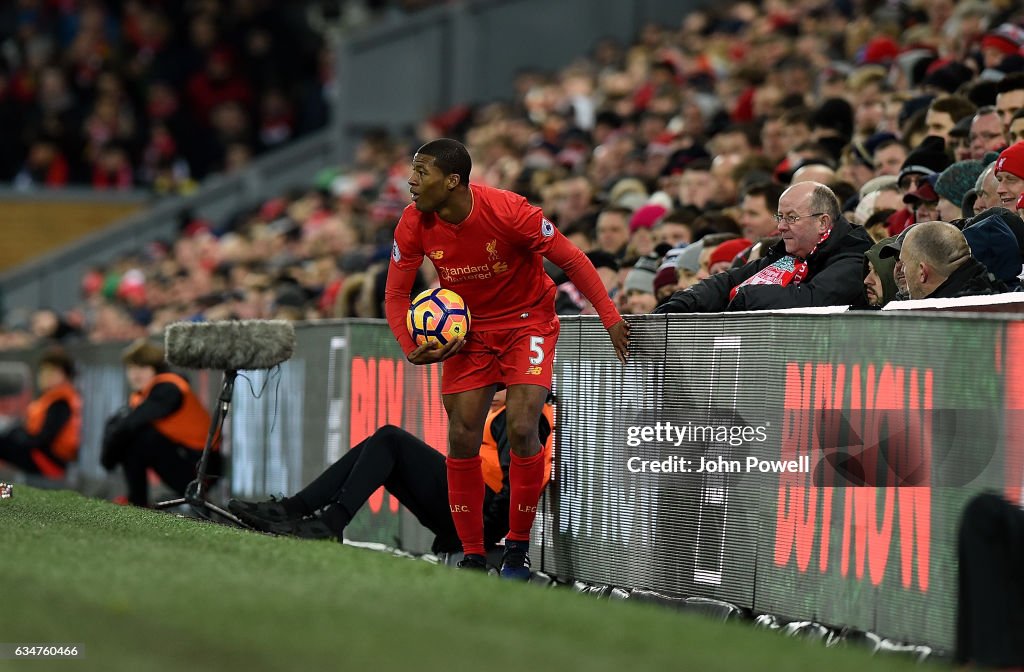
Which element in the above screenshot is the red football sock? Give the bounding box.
[507,450,546,542]
[446,455,485,556]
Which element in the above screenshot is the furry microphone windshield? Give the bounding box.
[164,320,296,370]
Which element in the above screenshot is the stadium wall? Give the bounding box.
[0,189,145,273]
[1,312,1016,651]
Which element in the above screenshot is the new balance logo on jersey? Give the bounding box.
[493,261,508,273]
[450,504,470,513]
[517,504,538,513]
[428,250,444,260]
[541,218,555,237]
[525,366,542,375]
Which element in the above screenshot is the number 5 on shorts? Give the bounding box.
[529,336,545,365]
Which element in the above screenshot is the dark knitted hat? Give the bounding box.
[935,160,987,207]
[899,136,952,184]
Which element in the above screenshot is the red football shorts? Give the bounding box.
[441,317,559,395]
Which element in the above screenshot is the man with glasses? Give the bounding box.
[654,181,872,313]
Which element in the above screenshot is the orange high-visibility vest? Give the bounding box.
[479,403,554,493]
[24,381,82,477]
[130,373,211,450]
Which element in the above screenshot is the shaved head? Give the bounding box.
[900,221,971,298]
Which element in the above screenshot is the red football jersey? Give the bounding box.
[385,183,619,356]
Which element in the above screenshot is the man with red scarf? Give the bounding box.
[655,182,872,313]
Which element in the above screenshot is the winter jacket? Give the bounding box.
[654,217,872,313]
[927,257,1009,299]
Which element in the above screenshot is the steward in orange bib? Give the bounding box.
[101,339,220,506]
[0,347,81,479]
[228,390,554,558]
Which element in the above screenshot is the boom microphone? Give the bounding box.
[165,320,296,371]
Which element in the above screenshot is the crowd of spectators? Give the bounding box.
[0,0,332,194]
[7,0,1024,350]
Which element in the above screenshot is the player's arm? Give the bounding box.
[544,236,622,326]
[383,218,464,365]
[525,210,630,363]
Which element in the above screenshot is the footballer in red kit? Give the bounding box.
[385,139,628,579]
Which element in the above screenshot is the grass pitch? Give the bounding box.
[0,487,924,672]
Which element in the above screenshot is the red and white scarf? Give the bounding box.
[729,228,832,301]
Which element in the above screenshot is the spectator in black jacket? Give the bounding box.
[654,182,872,313]
[899,221,1008,299]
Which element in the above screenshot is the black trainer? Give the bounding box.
[228,496,300,531]
[500,540,531,580]
[456,553,488,571]
[269,515,338,541]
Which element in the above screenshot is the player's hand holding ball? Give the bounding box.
[406,288,470,365]
[407,337,464,365]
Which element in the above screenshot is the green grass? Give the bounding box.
[0,488,924,672]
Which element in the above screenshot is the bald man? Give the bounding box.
[655,181,872,312]
[899,221,1006,299]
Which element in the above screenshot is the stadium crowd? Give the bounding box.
[6,4,1024,660]
[6,0,1024,349]
[0,0,331,193]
